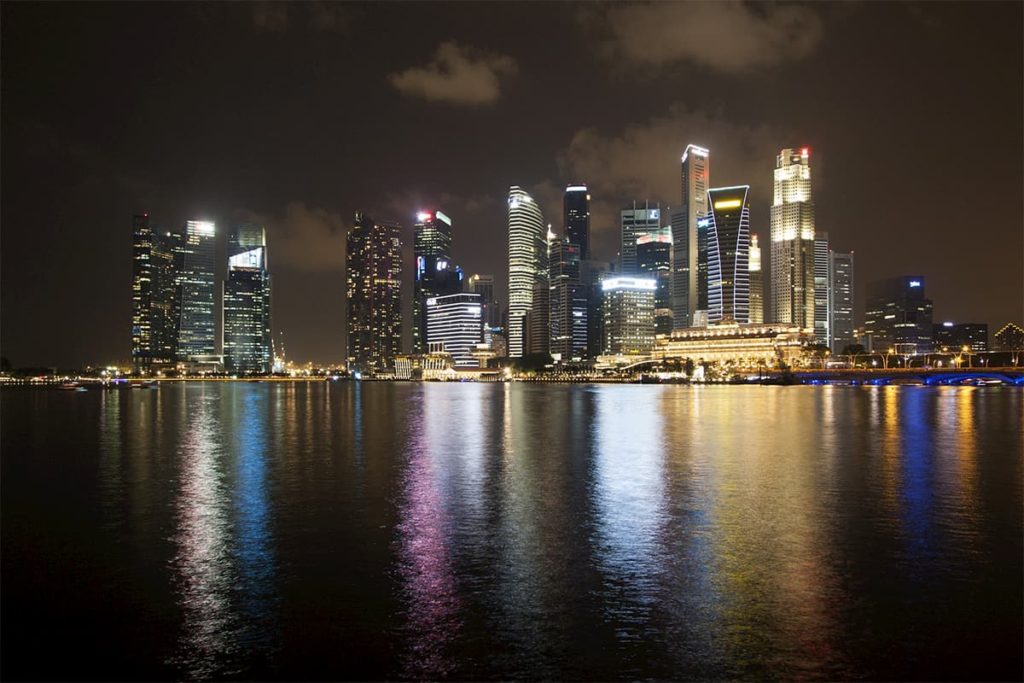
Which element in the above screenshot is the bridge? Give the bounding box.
[787,368,1024,386]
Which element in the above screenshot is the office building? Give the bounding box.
[426,293,483,367]
[564,184,590,260]
[346,212,402,374]
[223,224,271,374]
[636,227,673,334]
[131,214,178,374]
[933,322,988,352]
[671,144,709,329]
[525,228,555,355]
[829,251,855,354]
[749,233,764,324]
[704,185,751,324]
[813,232,830,345]
[602,277,656,355]
[548,237,588,360]
[863,276,934,354]
[993,323,1024,352]
[174,220,217,361]
[620,200,661,275]
[770,148,815,328]
[654,323,808,367]
[583,259,615,359]
[507,186,546,357]
[467,273,500,328]
[413,210,462,353]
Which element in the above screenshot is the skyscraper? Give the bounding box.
[602,277,656,355]
[671,144,709,329]
[620,200,661,275]
[770,148,815,328]
[507,186,546,357]
[467,273,499,327]
[636,227,673,334]
[813,232,830,346]
[564,184,590,260]
[223,223,271,374]
[864,276,933,354]
[828,251,854,354]
[749,233,764,324]
[526,227,554,355]
[413,210,461,353]
[131,214,157,373]
[548,236,587,360]
[346,212,402,374]
[426,293,483,367]
[704,186,751,324]
[174,220,217,361]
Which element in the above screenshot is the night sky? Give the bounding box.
[2,1,1021,367]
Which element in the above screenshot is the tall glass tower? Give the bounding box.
[413,210,461,354]
[564,184,590,260]
[346,212,402,374]
[829,251,855,354]
[636,227,673,334]
[671,144,709,329]
[548,236,587,360]
[813,231,830,346]
[507,186,545,357]
[704,186,751,324]
[174,220,217,361]
[224,224,271,374]
[620,200,661,275]
[770,147,815,328]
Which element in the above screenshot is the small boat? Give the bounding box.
[58,381,81,391]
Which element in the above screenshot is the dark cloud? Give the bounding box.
[251,2,289,33]
[251,2,353,34]
[237,202,346,273]
[389,41,518,105]
[587,1,824,73]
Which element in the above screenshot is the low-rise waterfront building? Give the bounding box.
[652,323,808,367]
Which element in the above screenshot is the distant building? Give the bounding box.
[993,322,1024,352]
[637,228,673,334]
[346,212,402,374]
[602,277,656,355]
[224,224,272,374]
[507,186,546,357]
[813,232,830,345]
[654,323,808,367]
[582,259,615,359]
[864,276,934,354]
[413,210,462,354]
[564,184,590,260]
[933,322,988,352]
[548,237,588,360]
[620,200,661,276]
[174,220,218,361]
[467,273,500,328]
[131,214,177,374]
[703,186,751,325]
[426,293,483,367]
[829,251,855,354]
[770,148,815,328]
[671,144,710,329]
[748,233,764,324]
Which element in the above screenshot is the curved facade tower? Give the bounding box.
[770,147,815,327]
[507,186,545,357]
[704,185,751,324]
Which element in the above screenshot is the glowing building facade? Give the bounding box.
[174,220,217,361]
[413,210,462,354]
[224,224,271,374]
[620,201,661,276]
[748,233,764,324]
[346,212,402,374]
[704,186,751,325]
[507,186,546,357]
[637,227,673,334]
[770,148,815,328]
[426,293,483,367]
[671,144,709,329]
[602,277,656,355]
[131,214,178,373]
[814,232,830,345]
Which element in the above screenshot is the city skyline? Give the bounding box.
[2,2,1021,366]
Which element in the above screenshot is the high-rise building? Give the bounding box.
[413,210,462,354]
[582,259,615,359]
[426,293,483,367]
[131,214,179,374]
[813,232,830,345]
[704,186,751,325]
[467,273,500,327]
[864,276,934,354]
[602,277,656,355]
[346,212,402,374]
[748,233,764,324]
[828,251,854,354]
[507,186,546,357]
[933,322,988,352]
[174,220,217,361]
[671,144,709,329]
[620,201,661,275]
[636,227,673,334]
[548,237,588,360]
[770,148,815,329]
[224,224,271,374]
[526,227,555,355]
[564,184,590,260]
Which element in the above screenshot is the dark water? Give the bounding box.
[2,382,1022,681]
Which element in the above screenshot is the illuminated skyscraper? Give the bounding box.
[467,273,499,327]
[620,200,661,275]
[770,148,815,328]
[426,293,483,367]
[548,236,587,360]
[749,233,764,324]
[704,186,751,324]
[131,214,178,373]
[507,186,546,357]
[346,212,402,374]
[564,184,590,260]
[864,276,933,354]
[814,232,830,345]
[602,277,656,355]
[413,210,461,353]
[174,220,217,361]
[224,224,271,374]
[671,144,709,328]
[636,227,673,334]
[828,251,854,354]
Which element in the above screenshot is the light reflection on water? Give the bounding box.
[3,383,1021,680]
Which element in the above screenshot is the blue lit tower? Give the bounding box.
[703,186,751,324]
[413,209,462,354]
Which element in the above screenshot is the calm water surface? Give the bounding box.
[2,383,1022,680]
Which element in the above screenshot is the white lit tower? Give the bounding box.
[507,186,546,357]
[770,147,815,328]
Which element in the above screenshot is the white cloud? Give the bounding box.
[389,41,518,105]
